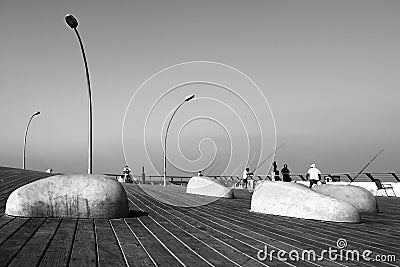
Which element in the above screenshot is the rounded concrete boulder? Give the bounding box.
[251,181,361,223]
[6,174,130,218]
[313,184,378,214]
[186,176,234,198]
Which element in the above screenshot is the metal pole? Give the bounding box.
[66,15,93,174]
[142,166,145,184]
[164,101,185,187]
[163,94,195,187]
[23,111,40,169]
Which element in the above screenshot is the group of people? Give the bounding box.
[122,162,323,188]
[271,161,292,182]
[239,161,323,189]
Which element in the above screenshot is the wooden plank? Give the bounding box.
[69,219,97,267]
[8,218,61,267]
[124,217,183,266]
[94,219,127,267]
[146,214,239,267]
[130,186,356,266]
[109,218,154,266]
[39,219,77,267]
[0,217,29,245]
[126,187,267,267]
[126,189,246,266]
[0,218,45,266]
[0,214,14,229]
[0,173,50,195]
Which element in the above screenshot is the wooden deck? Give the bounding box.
[0,166,399,266]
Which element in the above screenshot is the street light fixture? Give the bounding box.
[23,111,40,170]
[65,14,93,174]
[163,94,195,186]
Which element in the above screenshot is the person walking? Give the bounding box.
[307,163,321,188]
[281,163,291,182]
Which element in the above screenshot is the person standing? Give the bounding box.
[307,163,321,188]
[281,163,291,182]
[242,167,253,189]
[272,161,281,181]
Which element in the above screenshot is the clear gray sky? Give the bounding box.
[1,0,399,176]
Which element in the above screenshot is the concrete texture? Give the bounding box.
[313,184,378,214]
[6,174,130,218]
[186,176,234,198]
[251,181,361,223]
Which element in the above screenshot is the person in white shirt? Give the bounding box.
[242,167,253,189]
[307,163,321,188]
[122,165,132,183]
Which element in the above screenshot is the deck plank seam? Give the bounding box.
[137,217,187,267]
[36,218,63,267]
[92,218,99,267]
[65,219,79,267]
[0,218,30,247]
[147,215,215,267]
[126,188,278,267]
[5,218,47,266]
[125,190,258,267]
[108,219,131,267]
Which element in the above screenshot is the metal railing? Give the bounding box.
[105,172,400,185]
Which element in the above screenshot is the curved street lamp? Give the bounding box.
[23,111,40,169]
[163,94,195,186]
[65,14,93,174]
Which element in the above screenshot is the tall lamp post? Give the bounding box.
[65,14,93,174]
[23,111,40,169]
[163,94,195,186]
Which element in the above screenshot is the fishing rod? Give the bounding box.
[231,161,245,178]
[251,143,285,174]
[351,149,384,182]
[205,162,219,176]
[247,152,257,168]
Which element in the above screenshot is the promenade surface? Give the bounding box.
[0,166,399,266]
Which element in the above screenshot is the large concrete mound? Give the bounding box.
[186,176,234,198]
[313,184,378,214]
[251,181,361,223]
[6,174,130,218]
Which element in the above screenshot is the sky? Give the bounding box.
[1,0,399,177]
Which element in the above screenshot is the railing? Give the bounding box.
[105,172,400,185]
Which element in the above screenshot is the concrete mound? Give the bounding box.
[313,184,378,214]
[6,174,130,218]
[186,176,234,198]
[251,181,361,223]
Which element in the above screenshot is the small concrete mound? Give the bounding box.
[313,184,378,214]
[251,181,361,223]
[6,174,130,218]
[186,176,234,198]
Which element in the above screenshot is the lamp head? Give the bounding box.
[65,14,79,29]
[185,94,195,102]
[34,111,40,116]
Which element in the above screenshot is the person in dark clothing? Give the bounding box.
[272,161,281,181]
[281,163,291,182]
